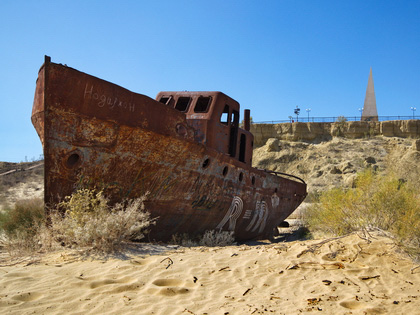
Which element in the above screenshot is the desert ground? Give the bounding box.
[1,136,420,314]
[1,232,419,314]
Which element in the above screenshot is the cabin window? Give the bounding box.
[175,97,191,112]
[239,134,246,163]
[231,110,239,125]
[159,96,172,105]
[228,109,239,157]
[194,96,212,113]
[220,105,229,125]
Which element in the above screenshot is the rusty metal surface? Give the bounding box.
[32,56,307,241]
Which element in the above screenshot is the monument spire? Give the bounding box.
[361,67,378,121]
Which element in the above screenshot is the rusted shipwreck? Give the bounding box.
[32,56,307,241]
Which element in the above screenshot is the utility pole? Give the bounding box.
[294,106,300,122]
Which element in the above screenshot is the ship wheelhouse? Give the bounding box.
[156,91,253,165]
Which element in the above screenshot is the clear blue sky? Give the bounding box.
[1,0,419,162]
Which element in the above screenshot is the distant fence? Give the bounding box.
[254,116,420,124]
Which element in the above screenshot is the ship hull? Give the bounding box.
[32,58,307,241]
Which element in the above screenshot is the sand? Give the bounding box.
[1,232,419,315]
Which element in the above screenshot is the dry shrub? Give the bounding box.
[50,189,153,253]
[199,230,235,247]
[170,233,198,247]
[171,230,235,247]
[0,198,45,254]
[0,189,154,256]
[305,169,420,259]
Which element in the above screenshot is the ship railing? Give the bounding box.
[261,169,306,185]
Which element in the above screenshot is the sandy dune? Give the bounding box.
[1,232,419,314]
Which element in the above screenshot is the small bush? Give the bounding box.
[50,189,153,252]
[171,230,235,247]
[333,116,348,137]
[336,116,348,123]
[305,169,420,259]
[0,198,44,238]
[170,233,198,247]
[199,230,235,247]
[0,198,45,253]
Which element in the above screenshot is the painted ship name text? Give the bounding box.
[84,84,135,112]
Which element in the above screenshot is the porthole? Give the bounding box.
[66,152,81,168]
[239,172,244,182]
[222,166,229,176]
[251,176,256,185]
[202,158,210,169]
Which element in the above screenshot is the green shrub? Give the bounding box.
[305,169,420,259]
[0,198,44,238]
[50,189,154,252]
[333,116,348,137]
[0,198,45,253]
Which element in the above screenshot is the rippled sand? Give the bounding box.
[1,232,419,314]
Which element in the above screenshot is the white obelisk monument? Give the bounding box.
[361,68,378,121]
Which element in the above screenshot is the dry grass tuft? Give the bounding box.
[0,198,45,255]
[305,169,420,260]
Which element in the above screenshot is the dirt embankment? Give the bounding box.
[0,161,44,210]
[252,136,420,196]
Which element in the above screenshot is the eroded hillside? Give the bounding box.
[252,136,420,196]
[0,161,43,209]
